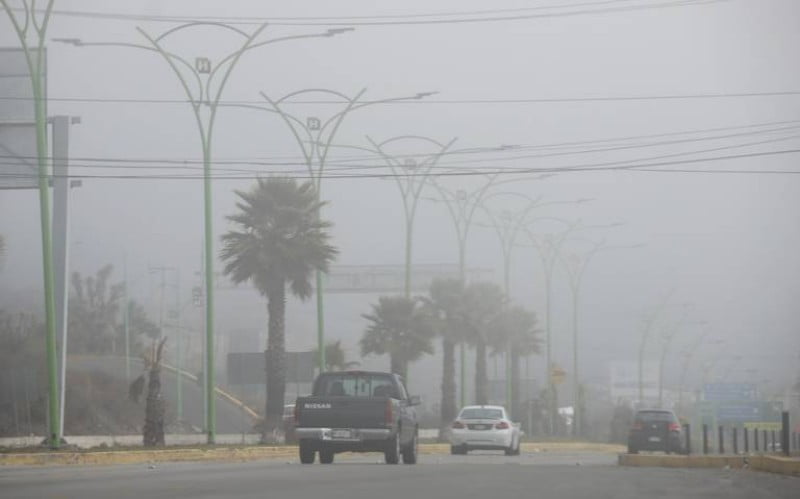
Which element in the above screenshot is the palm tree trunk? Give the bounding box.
[510,351,521,421]
[475,340,488,405]
[439,337,456,441]
[143,364,165,447]
[263,280,287,442]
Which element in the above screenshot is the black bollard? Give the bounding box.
[781,412,790,456]
[763,429,768,452]
[703,424,709,455]
[771,430,776,453]
[718,425,724,454]
[733,427,738,455]
[684,424,691,455]
[755,428,759,452]
[744,427,749,454]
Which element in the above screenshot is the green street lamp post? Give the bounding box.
[427,175,500,408]
[55,23,351,443]
[226,89,436,373]
[365,135,456,300]
[480,192,591,422]
[560,238,639,436]
[1,0,60,448]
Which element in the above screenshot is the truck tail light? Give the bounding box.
[293,404,300,424]
[385,399,394,426]
[495,421,510,430]
[452,420,465,429]
[631,422,642,431]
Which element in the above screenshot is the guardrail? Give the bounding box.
[683,411,795,456]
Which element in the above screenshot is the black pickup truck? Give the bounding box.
[294,371,420,465]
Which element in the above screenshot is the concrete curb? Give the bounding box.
[0,442,624,467]
[618,453,800,477]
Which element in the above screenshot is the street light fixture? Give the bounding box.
[2,0,60,448]
[229,89,437,373]
[54,23,353,444]
[559,238,640,436]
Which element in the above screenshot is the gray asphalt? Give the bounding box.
[1,451,797,499]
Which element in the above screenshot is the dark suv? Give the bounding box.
[627,409,684,454]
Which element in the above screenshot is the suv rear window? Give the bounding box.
[635,411,677,422]
[314,373,402,399]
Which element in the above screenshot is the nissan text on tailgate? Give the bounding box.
[294,371,420,465]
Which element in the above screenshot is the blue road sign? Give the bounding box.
[703,382,756,402]
[716,402,761,423]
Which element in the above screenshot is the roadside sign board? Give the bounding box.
[716,402,761,422]
[227,351,316,385]
[703,382,756,402]
[0,47,45,190]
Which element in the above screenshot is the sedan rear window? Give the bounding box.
[459,408,504,420]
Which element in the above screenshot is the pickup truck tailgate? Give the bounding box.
[297,396,389,429]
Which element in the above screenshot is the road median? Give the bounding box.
[618,453,800,477]
[1,441,624,467]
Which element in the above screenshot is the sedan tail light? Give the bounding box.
[452,420,465,429]
[293,404,300,424]
[495,421,510,430]
[668,423,681,432]
[631,422,642,431]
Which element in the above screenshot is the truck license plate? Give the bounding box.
[332,429,354,439]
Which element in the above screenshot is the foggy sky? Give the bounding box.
[1,0,799,403]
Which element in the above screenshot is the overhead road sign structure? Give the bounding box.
[0,48,45,190]
[703,382,756,402]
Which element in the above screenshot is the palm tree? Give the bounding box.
[220,177,337,440]
[421,278,466,440]
[314,340,360,371]
[360,296,434,382]
[461,282,505,405]
[491,305,541,419]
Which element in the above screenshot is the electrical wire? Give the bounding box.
[1,148,798,180]
[4,90,799,106]
[9,0,724,27]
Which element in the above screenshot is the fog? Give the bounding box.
[1,0,799,412]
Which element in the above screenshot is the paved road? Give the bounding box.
[1,451,796,499]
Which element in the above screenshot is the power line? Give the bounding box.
[2,148,798,180]
[2,123,798,175]
[4,90,799,106]
[12,0,723,27]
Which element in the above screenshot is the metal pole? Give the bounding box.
[124,256,130,381]
[176,268,183,424]
[52,116,72,440]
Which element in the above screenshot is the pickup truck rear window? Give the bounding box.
[315,373,401,399]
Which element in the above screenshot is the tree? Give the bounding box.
[220,177,337,441]
[491,305,541,419]
[114,300,160,356]
[360,296,435,382]
[314,340,360,371]
[69,265,124,354]
[130,338,168,447]
[420,278,467,440]
[461,282,505,405]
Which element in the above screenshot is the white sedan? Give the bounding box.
[449,405,521,456]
